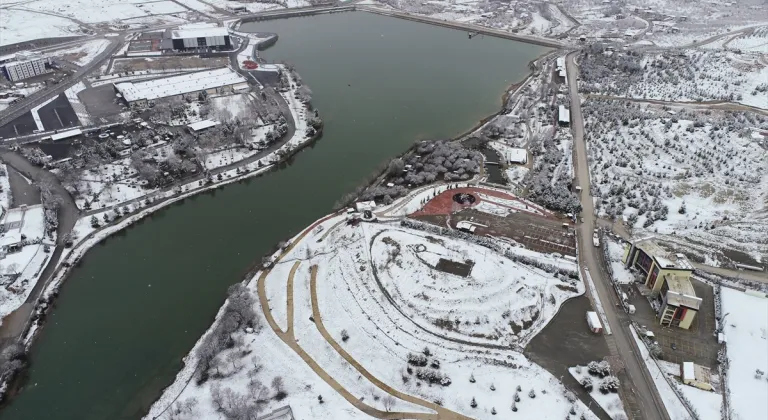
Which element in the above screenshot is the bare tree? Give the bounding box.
[383,395,396,412]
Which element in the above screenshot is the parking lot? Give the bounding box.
[525,295,613,420]
[79,84,124,118]
[38,93,79,131]
[0,111,36,138]
[628,279,719,368]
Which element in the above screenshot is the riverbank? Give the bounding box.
[143,36,561,420]
[0,62,322,403]
[0,14,550,419]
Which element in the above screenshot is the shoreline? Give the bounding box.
[143,47,562,420]
[0,14,564,413]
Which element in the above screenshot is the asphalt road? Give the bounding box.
[566,52,669,420]
[0,36,122,127]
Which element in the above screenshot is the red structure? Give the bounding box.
[242,60,259,69]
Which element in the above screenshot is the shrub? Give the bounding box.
[407,353,428,367]
[599,376,620,394]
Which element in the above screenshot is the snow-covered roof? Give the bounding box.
[682,362,695,381]
[50,128,82,141]
[634,238,693,270]
[586,311,601,327]
[187,120,219,132]
[505,148,528,164]
[0,232,21,247]
[114,68,247,102]
[558,105,570,123]
[355,201,376,212]
[171,27,228,39]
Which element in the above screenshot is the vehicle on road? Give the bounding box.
[593,232,600,247]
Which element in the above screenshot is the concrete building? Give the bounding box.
[623,237,700,329]
[2,52,51,82]
[114,67,248,108]
[681,361,713,391]
[657,273,701,329]
[169,26,231,51]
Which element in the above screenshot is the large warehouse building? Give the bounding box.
[169,26,231,50]
[114,67,248,108]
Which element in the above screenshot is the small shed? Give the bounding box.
[681,362,713,391]
[586,311,603,333]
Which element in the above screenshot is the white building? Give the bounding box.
[114,67,249,108]
[558,105,570,126]
[2,52,51,82]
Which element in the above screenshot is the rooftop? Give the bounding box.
[634,237,693,270]
[664,273,701,309]
[171,26,229,39]
[187,120,219,131]
[114,67,247,102]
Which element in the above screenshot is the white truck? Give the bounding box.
[592,232,600,247]
[586,311,603,334]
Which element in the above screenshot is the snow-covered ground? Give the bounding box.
[720,287,768,420]
[146,215,598,420]
[605,238,635,284]
[69,157,159,211]
[584,100,768,263]
[0,164,11,210]
[0,205,51,323]
[0,8,81,46]
[63,81,90,126]
[581,48,768,109]
[50,39,111,66]
[370,224,581,347]
[23,0,186,24]
[568,365,627,420]
[631,326,723,420]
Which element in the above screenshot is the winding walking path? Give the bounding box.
[255,214,469,419]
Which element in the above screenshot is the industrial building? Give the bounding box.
[168,25,231,51]
[114,67,249,108]
[623,237,701,329]
[1,52,51,82]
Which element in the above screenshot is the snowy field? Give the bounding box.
[0,205,51,323]
[720,287,768,420]
[605,239,635,284]
[147,215,598,420]
[584,100,768,263]
[370,224,580,347]
[0,164,11,209]
[67,156,159,211]
[580,47,768,109]
[50,39,111,66]
[0,8,81,46]
[727,27,768,54]
[22,0,187,24]
[568,365,627,420]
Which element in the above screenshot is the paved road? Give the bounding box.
[358,5,566,48]
[566,52,669,420]
[586,93,768,116]
[0,150,79,341]
[0,36,122,127]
